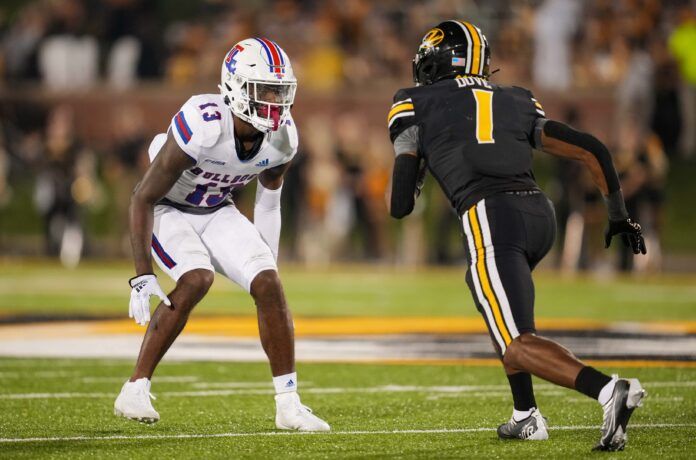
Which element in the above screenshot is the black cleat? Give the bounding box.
[497,409,549,441]
[593,378,646,451]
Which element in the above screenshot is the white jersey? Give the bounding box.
[148,93,298,211]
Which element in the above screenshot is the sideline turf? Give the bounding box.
[0,359,695,458]
[1,261,695,321]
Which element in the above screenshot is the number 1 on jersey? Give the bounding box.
[472,89,495,144]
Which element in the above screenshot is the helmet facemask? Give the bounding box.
[248,80,296,132]
[413,49,437,86]
[221,76,296,133]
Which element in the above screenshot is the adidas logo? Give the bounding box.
[255,158,269,167]
[285,379,295,388]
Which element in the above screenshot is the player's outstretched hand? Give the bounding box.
[128,274,171,326]
[604,218,647,255]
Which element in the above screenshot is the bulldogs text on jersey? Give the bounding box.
[148,94,298,210]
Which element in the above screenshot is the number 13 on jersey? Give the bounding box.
[472,89,494,144]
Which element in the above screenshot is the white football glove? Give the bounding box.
[128,274,171,326]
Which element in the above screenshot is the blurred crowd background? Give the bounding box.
[0,0,694,273]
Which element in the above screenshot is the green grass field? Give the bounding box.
[1,260,695,321]
[1,260,695,457]
[1,359,695,458]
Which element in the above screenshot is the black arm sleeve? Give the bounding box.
[390,154,420,219]
[542,120,621,194]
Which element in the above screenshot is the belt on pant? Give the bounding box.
[502,190,541,196]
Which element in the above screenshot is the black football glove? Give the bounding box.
[604,218,647,255]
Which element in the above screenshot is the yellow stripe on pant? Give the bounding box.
[467,204,513,347]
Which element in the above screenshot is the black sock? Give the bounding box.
[575,366,612,400]
[507,372,537,411]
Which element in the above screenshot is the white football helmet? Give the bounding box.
[219,38,297,133]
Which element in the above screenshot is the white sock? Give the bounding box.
[513,407,535,422]
[598,376,618,406]
[273,372,297,394]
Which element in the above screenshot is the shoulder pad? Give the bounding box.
[388,88,416,142]
[269,115,299,157]
[392,88,412,105]
[510,85,534,98]
[509,86,545,117]
[184,95,223,148]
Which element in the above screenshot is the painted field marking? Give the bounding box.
[426,390,569,400]
[566,396,684,403]
[81,376,199,383]
[190,381,294,389]
[4,315,693,338]
[1,423,694,444]
[371,358,696,368]
[0,370,79,378]
[0,359,191,368]
[86,316,696,336]
[1,380,693,400]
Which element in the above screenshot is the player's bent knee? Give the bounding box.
[502,333,535,368]
[502,342,517,368]
[250,269,283,303]
[178,269,215,297]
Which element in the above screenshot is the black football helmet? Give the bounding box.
[413,20,491,86]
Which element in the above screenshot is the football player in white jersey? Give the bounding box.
[113,38,330,432]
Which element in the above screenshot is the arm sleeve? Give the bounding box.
[254,181,282,260]
[388,89,423,218]
[390,154,421,219]
[540,119,628,220]
[542,119,621,194]
[393,125,419,156]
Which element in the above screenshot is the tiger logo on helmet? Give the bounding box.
[419,27,445,51]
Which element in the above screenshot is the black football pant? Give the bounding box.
[461,192,556,357]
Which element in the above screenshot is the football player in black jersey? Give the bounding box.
[387,21,647,451]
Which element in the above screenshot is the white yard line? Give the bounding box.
[426,390,569,400]
[1,424,694,444]
[190,381,288,389]
[1,380,693,400]
[81,376,200,383]
[0,359,191,368]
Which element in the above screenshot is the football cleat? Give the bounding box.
[275,392,330,432]
[114,378,160,423]
[497,408,549,441]
[593,378,646,451]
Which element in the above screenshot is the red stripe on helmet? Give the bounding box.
[260,37,283,72]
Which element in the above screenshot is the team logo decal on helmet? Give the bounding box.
[219,38,297,133]
[225,44,244,74]
[420,28,445,50]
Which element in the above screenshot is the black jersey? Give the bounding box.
[388,77,546,214]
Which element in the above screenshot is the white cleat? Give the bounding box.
[593,377,646,451]
[114,378,160,423]
[275,392,330,432]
